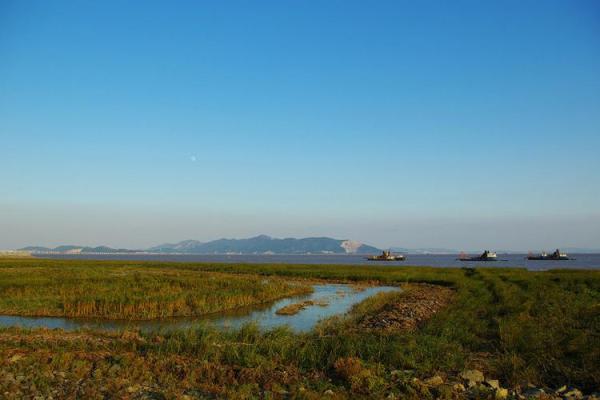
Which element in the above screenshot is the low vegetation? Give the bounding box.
[0,258,598,399]
[275,299,328,315]
[0,259,311,319]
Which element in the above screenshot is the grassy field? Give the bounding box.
[0,258,599,398]
[0,259,311,319]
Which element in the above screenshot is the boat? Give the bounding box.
[458,250,497,262]
[366,250,405,261]
[527,249,570,260]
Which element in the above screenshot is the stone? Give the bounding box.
[452,383,466,392]
[563,388,583,399]
[475,383,492,393]
[496,388,509,399]
[127,384,141,394]
[425,375,444,386]
[522,387,545,398]
[324,389,334,396]
[460,369,485,385]
[486,379,500,389]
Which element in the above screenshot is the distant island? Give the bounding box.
[18,238,599,256]
[20,235,381,255]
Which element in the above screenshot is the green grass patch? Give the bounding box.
[0,259,311,319]
[0,258,598,396]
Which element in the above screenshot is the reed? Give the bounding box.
[0,258,598,398]
[0,260,311,319]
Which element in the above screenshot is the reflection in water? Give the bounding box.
[0,284,400,333]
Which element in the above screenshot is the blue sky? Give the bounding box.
[1,0,599,250]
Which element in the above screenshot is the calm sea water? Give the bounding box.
[39,253,600,270]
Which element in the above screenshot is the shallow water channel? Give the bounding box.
[0,284,400,333]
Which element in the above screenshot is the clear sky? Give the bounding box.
[1,0,599,251]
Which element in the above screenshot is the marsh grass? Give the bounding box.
[142,262,600,390]
[0,258,598,397]
[0,259,312,319]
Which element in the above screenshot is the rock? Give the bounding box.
[486,379,500,389]
[496,388,509,399]
[425,375,444,386]
[460,369,484,387]
[127,384,141,393]
[475,383,492,393]
[522,387,545,398]
[556,386,567,394]
[453,383,466,392]
[563,388,583,399]
[324,389,334,396]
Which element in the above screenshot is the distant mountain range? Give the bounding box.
[149,235,380,254]
[20,235,381,255]
[20,245,139,254]
[18,239,600,255]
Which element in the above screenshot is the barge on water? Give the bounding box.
[458,250,497,262]
[367,250,405,261]
[527,249,570,261]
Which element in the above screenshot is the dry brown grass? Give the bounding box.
[275,300,316,315]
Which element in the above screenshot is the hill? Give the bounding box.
[20,236,381,255]
[148,235,380,254]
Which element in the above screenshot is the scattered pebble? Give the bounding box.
[359,284,454,332]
